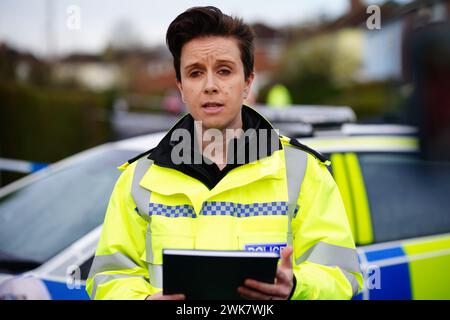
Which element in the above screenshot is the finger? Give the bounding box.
[244,279,287,297]
[274,269,293,299]
[237,286,272,300]
[160,294,186,300]
[146,292,162,300]
[276,268,290,284]
[280,246,293,269]
[147,293,185,300]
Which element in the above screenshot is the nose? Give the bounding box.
[203,73,219,94]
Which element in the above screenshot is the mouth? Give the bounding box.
[201,102,225,115]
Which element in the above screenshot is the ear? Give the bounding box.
[244,72,255,98]
[176,80,185,103]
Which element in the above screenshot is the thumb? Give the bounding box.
[280,245,293,269]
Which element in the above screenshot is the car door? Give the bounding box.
[330,151,450,300]
[0,148,137,300]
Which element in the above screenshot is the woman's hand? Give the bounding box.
[145,292,185,300]
[237,246,294,300]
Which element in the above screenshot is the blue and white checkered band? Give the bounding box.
[202,201,289,217]
[140,201,299,219]
[145,203,197,218]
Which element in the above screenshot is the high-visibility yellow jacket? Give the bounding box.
[86,135,363,300]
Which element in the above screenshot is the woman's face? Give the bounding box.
[177,36,254,131]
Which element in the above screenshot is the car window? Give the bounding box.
[0,149,137,267]
[358,153,450,243]
[79,256,94,280]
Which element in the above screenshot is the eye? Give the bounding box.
[189,70,202,78]
[218,69,231,76]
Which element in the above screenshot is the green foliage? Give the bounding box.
[323,81,405,120]
[261,30,404,121]
[0,81,113,162]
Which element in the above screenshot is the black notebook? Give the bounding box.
[162,249,279,300]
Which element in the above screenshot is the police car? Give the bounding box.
[0,118,449,300]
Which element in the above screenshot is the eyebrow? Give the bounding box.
[184,62,203,71]
[216,59,236,66]
[184,59,237,71]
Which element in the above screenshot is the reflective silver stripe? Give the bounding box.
[131,158,154,219]
[145,224,162,288]
[88,252,140,279]
[284,145,308,245]
[146,223,154,263]
[340,269,360,296]
[130,158,163,290]
[295,241,361,273]
[148,264,163,288]
[130,158,159,286]
[91,274,145,299]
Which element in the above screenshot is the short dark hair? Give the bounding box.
[166,6,255,82]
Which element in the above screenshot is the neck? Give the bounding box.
[195,117,243,170]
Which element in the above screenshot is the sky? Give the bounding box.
[0,0,412,58]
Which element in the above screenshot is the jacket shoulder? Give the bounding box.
[280,135,329,164]
[127,148,154,165]
[117,148,154,171]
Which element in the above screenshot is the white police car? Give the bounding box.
[0,119,449,300]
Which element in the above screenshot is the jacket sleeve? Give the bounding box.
[86,162,157,300]
[290,154,363,300]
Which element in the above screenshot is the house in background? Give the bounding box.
[52,53,123,91]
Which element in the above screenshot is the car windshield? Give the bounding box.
[0,148,137,266]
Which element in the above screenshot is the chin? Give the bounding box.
[201,120,227,131]
[196,114,227,129]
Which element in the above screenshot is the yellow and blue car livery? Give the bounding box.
[353,234,450,300]
[307,135,450,300]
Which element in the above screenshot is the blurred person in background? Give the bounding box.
[266,83,293,109]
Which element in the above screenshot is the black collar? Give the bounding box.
[130,105,282,189]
